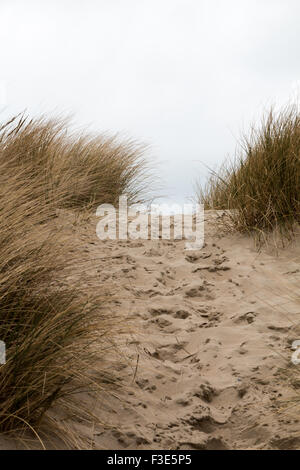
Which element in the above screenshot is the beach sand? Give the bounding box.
[1,211,299,450]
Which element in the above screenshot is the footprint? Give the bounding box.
[232,311,256,324]
[148,306,174,316]
[173,310,190,319]
[192,383,218,403]
[185,252,203,263]
[185,281,208,298]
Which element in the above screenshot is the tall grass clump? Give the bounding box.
[0,114,151,210]
[0,114,149,442]
[198,104,300,236]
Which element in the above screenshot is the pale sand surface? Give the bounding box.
[1,212,300,449]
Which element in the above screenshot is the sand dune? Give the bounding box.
[1,212,299,450]
[78,212,300,450]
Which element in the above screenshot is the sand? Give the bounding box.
[1,211,300,450]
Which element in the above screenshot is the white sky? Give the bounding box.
[0,0,299,203]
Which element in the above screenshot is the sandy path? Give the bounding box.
[83,215,300,450]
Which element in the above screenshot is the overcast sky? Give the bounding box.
[0,0,299,203]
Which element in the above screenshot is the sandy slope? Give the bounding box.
[86,213,300,450]
[1,212,300,450]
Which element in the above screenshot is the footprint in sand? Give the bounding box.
[184,281,211,298]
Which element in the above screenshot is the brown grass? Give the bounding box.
[0,114,150,444]
[197,104,300,239]
[0,114,152,210]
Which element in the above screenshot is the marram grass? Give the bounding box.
[197,104,300,238]
[0,114,150,444]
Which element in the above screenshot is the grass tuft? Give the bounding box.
[0,114,152,210]
[197,104,300,238]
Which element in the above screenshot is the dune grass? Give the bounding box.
[198,104,300,238]
[0,114,151,210]
[0,114,149,442]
